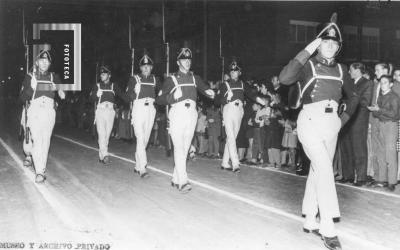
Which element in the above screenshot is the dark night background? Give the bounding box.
[1,0,400,97]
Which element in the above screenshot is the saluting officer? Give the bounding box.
[156,48,215,193]
[279,14,359,250]
[19,46,66,183]
[90,65,128,164]
[216,60,262,173]
[126,53,160,178]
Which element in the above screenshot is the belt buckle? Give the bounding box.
[325,107,333,113]
[185,103,190,108]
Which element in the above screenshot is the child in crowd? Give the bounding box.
[266,108,284,168]
[368,75,400,191]
[206,104,222,158]
[196,106,208,156]
[247,102,262,164]
[281,118,298,169]
[249,98,270,165]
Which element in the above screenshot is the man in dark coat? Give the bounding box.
[339,62,373,186]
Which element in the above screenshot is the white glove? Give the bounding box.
[174,87,182,100]
[30,76,37,90]
[305,38,322,55]
[205,89,215,99]
[134,84,141,95]
[256,96,266,106]
[130,113,134,125]
[227,90,233,101]
[58,90,66,100]
[96,89,103,98]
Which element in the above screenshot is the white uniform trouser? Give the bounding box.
[169,99,197,186]
[27,96,56,175]
[222,101,244,169]
[297,100,341,237]
[95,102,115,160]
[131,98,156,172]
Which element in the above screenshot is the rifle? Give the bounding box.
[218,25,227,142]
[92,61,99,140]
[21,8,31,144]
[163,1,172,157]
[129,15,135,138]
[219,25,224,84]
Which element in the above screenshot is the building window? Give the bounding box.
[362,27,380,61]
[289,20,318,43]
[343,25,358,60]
[342,25,379,61]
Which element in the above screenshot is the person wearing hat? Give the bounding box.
[156,47,215,193]
[216,60,263,173]
[126,53,161,178]
[279,14,359,250]
[90,65,129,164]
[19,46,66,183]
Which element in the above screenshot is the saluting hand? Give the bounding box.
[174,87,182,100]
[305,38,322,55]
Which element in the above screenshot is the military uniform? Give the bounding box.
[279,16,359,250]
[126,54,160,177]
[216,61,259,172]
[156,48,214,193]
[90,66,128,164]
[19,49,65,183]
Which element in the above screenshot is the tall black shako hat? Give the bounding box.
[177,48,192,60]
[229,60,241,72]
[36,44,52,63]
[139,53,153,66]
[99,65,111,74]
[316,13,343,51]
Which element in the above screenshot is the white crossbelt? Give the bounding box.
[133,74,156,100]
[97,83,114,105]
[29,72,55,100]
[224,80,243,97]
[169,75,196,94]
[300,60,343,98]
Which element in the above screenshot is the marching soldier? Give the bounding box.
[90,65,128,164]
[126,53,161,178]
[19,47,66,183]
[156,48,215,193]
[216,60,262,173]
[279,14,359,250]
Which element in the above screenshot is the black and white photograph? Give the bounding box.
[0,0,399,249]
